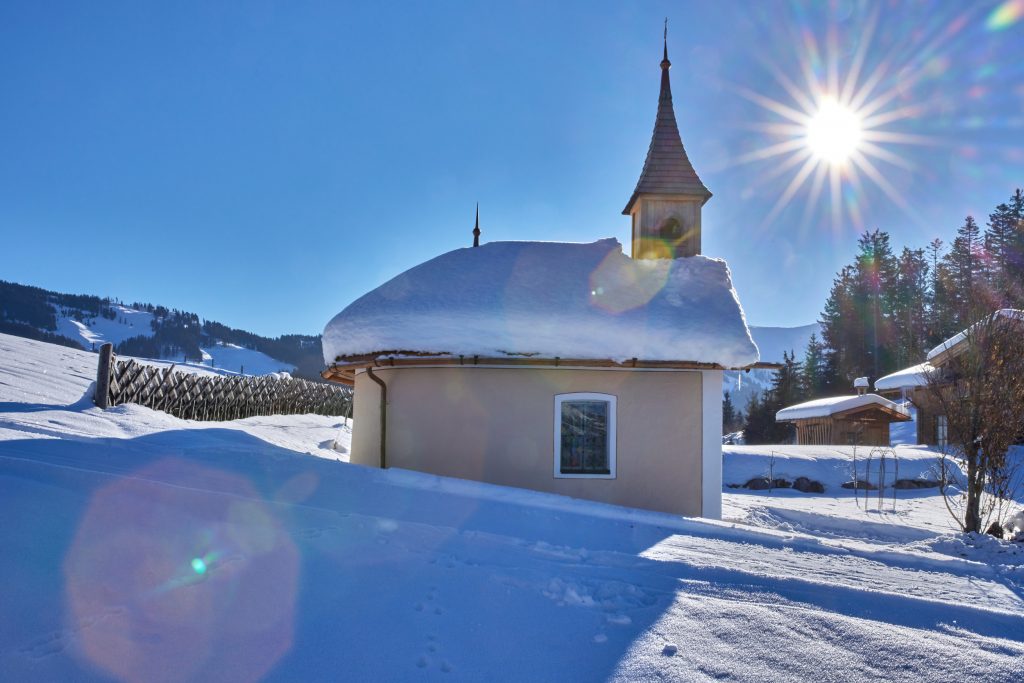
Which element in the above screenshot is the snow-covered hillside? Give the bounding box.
[723,324,822,405]
[52,303,294,375]
[748,323,821,363]
[1,334,1022,681]
[55,303,155,348]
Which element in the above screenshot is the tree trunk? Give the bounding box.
[964,452,983,533]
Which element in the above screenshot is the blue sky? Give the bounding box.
[1,1,1022,337]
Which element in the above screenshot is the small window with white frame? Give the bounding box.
[936,415,948,447]
[554,393,616,478]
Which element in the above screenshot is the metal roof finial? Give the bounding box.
[662,18,670,69]
[472,202,481,247]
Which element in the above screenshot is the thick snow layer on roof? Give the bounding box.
[776,393,909,421]
[323,238,759,367]
[926,308,1024,361]
[875,363,933,391]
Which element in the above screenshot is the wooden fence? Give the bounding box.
[94,343,351,421]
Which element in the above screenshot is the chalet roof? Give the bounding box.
[776,394,910,422]
[622,38,711,215]
[874,363,933,391]
[322,238,759,371]
[926,308,1023,365]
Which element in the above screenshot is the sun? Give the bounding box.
[806,98,862,166]
[720,5,950,232]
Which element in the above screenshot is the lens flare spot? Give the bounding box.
[806,98,862,165]
[64,458,298,683]
[987,0,1024,30]
[588,250,669,314]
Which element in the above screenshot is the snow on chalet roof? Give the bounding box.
[776,394,910,422]
[926,308,1024,362]
[322,238,759,368]
[874,363,933,391]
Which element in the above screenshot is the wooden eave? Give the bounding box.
[320,353,774,386]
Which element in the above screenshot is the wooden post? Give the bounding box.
[95,343,114,408]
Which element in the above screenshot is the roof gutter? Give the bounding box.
[365,366,387,469]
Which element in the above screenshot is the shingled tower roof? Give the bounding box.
[622,32,711,215]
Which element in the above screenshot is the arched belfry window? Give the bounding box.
[658,217,682,240]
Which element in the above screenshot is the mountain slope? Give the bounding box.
[749,323,821,363]
[0,280,323,379]
[723,323,822,407]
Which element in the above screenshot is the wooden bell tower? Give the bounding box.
[624,25,712,260]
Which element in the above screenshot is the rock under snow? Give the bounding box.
[323,238,759,368]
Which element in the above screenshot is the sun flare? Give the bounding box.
[806,98,862,165]
[722,5,957,232]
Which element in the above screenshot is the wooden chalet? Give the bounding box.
[873,309,1023,446]
[776,394,911,446]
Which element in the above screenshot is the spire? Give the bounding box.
[622,23,711,215]
[662,17,669,68]
[472,203,481,247]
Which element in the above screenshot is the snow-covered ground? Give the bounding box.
[722,444,992,536]
[1,333,1023,681]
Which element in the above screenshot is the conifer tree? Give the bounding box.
[800,333,826,399]
[742,391,773,445]
[893,247,929,367]
[722,391,741,435]
[944,216,989,323]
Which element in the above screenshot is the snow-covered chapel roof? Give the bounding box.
[322,238,758,370]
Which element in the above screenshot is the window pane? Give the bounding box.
[560,400,609,474]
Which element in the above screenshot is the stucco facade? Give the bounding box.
[350,365,719,517]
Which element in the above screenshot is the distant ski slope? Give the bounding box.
[53,304,294,375]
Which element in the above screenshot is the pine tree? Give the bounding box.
[944,215,991,323]
[801,333,825,399]
[742,391,773,445]
[820,229,899,382]
[893,247,929,368]
[990,188,1024,307]
[985,201,1013,295]
[925,238,954,344]
[722,392,739,435]
[771,350,804,409]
